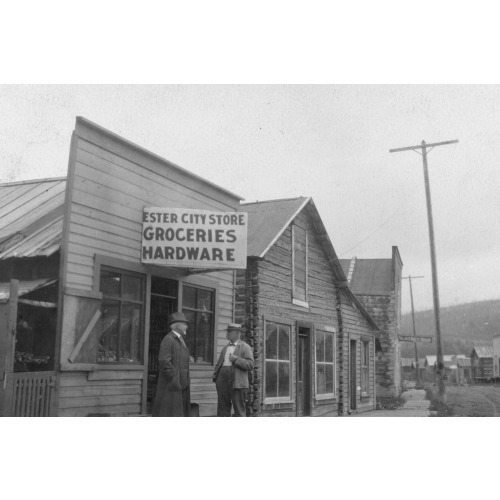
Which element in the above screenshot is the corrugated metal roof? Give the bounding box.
[472,346,494,358]
[0,215,63,259]
[0,278,58,301]
[425,355,454,366]
[401,358,414,367]
[458,358,471,367]
[339,258,393,295]
[240,197,310,257]
[0,178,65,259]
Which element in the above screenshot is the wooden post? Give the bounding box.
[3,280,19,416]
[390,139,458,402]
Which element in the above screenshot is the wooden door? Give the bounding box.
[350,339,357,411]
[297,327,311,417]
[147,277,178,413]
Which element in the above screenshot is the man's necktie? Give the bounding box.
[179,336,187,349]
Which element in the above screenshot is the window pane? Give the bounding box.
[182,285,197,309]
[278,325,290,360]
[325,333,334,363]
[197,288,213,311]
[151,277,178,298]
[122,274,142,301]
[100,270,120,297]
[278,362,290,398]
[195,311,213,363]
[97,300,119,362]
[265,323,278,360]
[182,310,196,357]
[120,303,142,362]
[265,361,277,398]
[316,332,325,362]
[317,364,326,395]
[326,364,334,394]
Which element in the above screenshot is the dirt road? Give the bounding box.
[444,384,500,417]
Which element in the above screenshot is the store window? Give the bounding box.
[315,329,335,398]
[292,224,308,306]
[361,341,369,395]
[182,284,214,363]
[97,267,145,363]
[264,321,291,401]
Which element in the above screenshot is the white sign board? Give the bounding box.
[142,207,248,269]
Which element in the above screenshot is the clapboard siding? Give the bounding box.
[57,372,143,416]
[58,119,240,416]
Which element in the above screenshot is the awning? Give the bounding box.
[0,278,58,302]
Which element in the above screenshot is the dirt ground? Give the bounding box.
[439,384,500,417]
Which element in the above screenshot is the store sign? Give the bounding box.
[141,207,248,269]
[398,335,433,343]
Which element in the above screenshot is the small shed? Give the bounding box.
[453,356,472,384]
[470,346,494,381]
[493,334,500,380]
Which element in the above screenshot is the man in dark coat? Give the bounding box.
[152,312,191,417]
[213,323,254,417]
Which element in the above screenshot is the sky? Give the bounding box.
[1,84,499,314]
[0,85,500,312]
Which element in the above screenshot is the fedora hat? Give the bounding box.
[168,312,190,327]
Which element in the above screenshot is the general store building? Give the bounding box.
[1,117,247,417]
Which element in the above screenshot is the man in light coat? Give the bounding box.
[152,312,191,417]
[213,323,254,417]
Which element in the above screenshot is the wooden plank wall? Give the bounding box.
[59,119,240,416]
[340,293,376,413]
[256,211,340,416]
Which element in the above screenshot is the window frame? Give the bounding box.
[361,340,369,396]
[181,282,216,364]
[263,315,294,404]
[97,265,146,365]
[291,224,309,309]
[314,326,336,400]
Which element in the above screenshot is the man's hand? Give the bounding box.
[229,353,238,363]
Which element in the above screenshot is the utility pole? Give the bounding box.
[403,275,424,387]
[390,139,458,402]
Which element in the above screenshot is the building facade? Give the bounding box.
[235,198,378,416]
[340,247,403,402]
[1,117,247,417]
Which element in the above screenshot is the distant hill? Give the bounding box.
[400,300,500,358]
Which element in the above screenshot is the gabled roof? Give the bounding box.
[240,196,379,331]
[471,346,493,358]
[401,358,413,367]
[339,257,393,295]
[0,177,66,259]
[457,358,471,367]
[425,355,454,366]
[241,197,311,258]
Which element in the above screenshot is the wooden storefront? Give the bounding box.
[234,197,378,416]
[1,117,246,417]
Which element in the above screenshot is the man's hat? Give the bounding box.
[168,312,190,327]
[227,323,242,331]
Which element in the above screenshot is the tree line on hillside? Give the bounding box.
[399,299,500,358]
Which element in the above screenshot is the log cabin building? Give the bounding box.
[0,117,247,417]
[340,247,403,404]
[235,197,379,416]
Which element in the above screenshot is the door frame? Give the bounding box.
[349,338,357,411]
[296,321,313,417]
